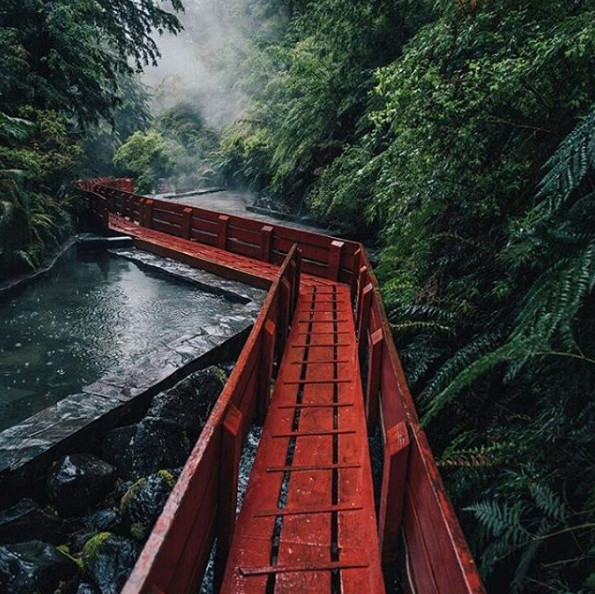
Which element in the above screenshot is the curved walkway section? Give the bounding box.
[221,283,384,593]
[80,180,485,594]
[109,215,338,292]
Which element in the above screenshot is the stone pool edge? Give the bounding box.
[0,237,77,303]
[0,244,266,507]
[0,325,251,508]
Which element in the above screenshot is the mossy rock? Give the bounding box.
[119,479,147,511]
[157,469,177,490]
[119,471,179,542]
[81,533,112,568]
[80,533,139,594]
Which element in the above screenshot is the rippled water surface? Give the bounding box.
[0,250,237,430]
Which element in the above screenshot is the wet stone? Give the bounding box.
[47,454,116,517]
[84,509,118,533]
[147,367,226,443]
[102,418,189,479]
[0,540,77,594]
[0,499,65,545]
[77,582,97,594]
[82,534,139,594]
[119,470,180,542]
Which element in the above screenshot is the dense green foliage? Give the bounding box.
[114,102,220,193]
[0,0,182,279]
[219,0,595,590]
[0,109,80,275]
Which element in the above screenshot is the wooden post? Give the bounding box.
[217,215,230,250]
[257,319,276,424]
[276,278,292,357]
[261,225,274,262]
[122,178,135,193]
[288,260,297,319]
[293,249,302,314]
[356,283,373,343]
[328,240,344,281]
[142,199,154,229]
[101,197,109,227]
[379,420,410,564]
[181,207,193,239]
[351,249,362,303]
[366,329,384,427]
[126,194,134,220]
[354,265,369,322]
[215,405,244,587]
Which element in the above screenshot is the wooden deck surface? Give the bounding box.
[97,201,484,594]
[109,215,337,291]
[220,282,385,593]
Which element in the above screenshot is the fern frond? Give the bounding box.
[438,442,511,468]
[421,331,502,402]
[539,106,595,213]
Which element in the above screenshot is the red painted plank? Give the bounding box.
[221,284,384,593]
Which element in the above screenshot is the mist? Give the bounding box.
[143,0,275,129]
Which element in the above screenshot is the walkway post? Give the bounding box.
[215,405,244,588]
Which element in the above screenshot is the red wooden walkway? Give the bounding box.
[109,214,338,291]
[80,180,485,594]
[220,283,384,593]
[110,213,385,590]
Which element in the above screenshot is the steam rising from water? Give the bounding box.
[143,0,262,128]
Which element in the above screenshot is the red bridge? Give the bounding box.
[80,179,485,594]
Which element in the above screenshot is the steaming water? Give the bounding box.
[0,250,238,431]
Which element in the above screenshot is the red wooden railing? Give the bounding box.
[80,180,484,593]
[122,246,302,594]
[83,182,359,283]
[353,251,484,594]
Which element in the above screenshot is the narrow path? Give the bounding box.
[108,215,337,291]
[108,213,385,592]
[221,282,385,593]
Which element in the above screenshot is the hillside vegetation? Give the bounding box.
[0,0,182,278]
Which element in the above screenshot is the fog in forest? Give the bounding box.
[143,0,275,128]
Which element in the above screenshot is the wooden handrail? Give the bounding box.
[81,182,361,282]
[354,251,485,593]
[121,246,302,594]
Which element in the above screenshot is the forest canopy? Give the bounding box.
[0,0,182,277]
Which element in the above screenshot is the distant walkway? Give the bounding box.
[108,215,338,293]
[158,190,333,235]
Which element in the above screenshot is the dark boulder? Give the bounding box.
[82,533,139,594]
[147,367,226,443]
[47,454,116,517]
[77,583,97,594]
[119,470,179,542]
[0,498,65,545]
[0,540,78,593]
[102,418,189,479]
[84,509,119,533]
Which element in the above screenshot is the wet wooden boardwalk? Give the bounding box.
[109,215,337,291]
[80,183,485,594]
[220,282,384,593]
[109,214,384,592]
